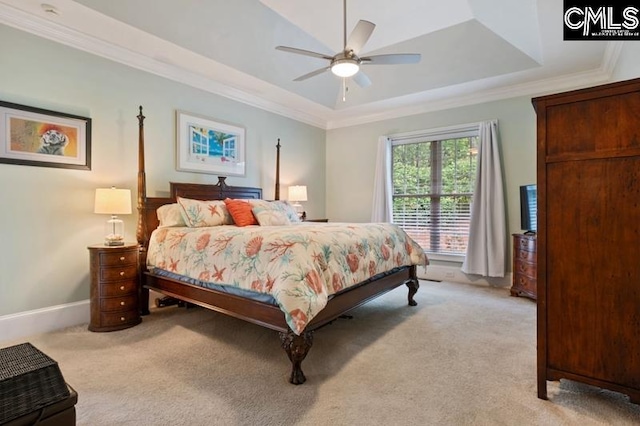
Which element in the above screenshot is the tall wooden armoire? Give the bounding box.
[533,78,640,404]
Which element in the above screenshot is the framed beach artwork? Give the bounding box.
[0,100,91,170]
[176,110,246,176]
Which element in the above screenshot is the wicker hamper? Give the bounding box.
[0,343,70,424]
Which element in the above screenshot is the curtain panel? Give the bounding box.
[461,120,507,277]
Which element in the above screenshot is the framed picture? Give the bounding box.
[0,101,91,170]
[176,110,246,176]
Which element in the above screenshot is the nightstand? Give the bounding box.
[88,243,141,332]
[304,218,329,222]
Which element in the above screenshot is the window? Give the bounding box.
[391,125,478,257]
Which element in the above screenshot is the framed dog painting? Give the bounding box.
[0,101,91,170]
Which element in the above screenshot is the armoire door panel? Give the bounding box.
[545,158,640,389]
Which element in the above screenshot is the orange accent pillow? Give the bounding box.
[224,198,258,227]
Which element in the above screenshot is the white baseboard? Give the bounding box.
[0,300,90,344]
[420,264,512,288]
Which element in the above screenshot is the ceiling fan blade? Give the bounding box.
[352,70,372,88]
[293,66,331,82]
[361,53,421,65]
[276,46,333,61]
[345,20,375,53]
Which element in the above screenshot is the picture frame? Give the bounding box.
[0,100,91,170]
[176,110,246,176]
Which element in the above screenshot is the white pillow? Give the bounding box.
[177,197,233,227]
[156,203,187,228]
[252,203,291,226]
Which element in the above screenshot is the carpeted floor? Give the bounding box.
[3,280,640,425]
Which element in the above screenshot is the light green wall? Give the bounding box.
[0,25,325,316]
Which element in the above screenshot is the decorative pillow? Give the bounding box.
[224,198,258,227]
[274,200,302,223]
[157,203,187,228]
[177,197,233,227]
[252,203,292,226]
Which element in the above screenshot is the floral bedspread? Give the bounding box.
[147,223,428,334]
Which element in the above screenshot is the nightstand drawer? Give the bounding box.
[99,295,138,312]
[100,265,137,282]
[99,311,140,328]
[99,249,138,266]
[101,279,137,297]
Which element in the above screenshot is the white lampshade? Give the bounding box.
[288,185,308,202]
[94,188,132,215]
[94,187,132,246]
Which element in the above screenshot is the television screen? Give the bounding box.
[520,184,537,233]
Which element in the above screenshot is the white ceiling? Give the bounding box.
[0,0,622,128]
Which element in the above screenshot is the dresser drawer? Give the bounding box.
[100,265,137,282]
[517,236,536,253]
[99,295,138,312]
[99,249,138,267]
[513,273,536,295]
[515,249,536,263]
[514,259,537,279]
[101,279,137,297]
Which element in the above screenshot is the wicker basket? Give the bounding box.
[0,342,70,424]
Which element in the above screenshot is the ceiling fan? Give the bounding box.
[275,0,421,89]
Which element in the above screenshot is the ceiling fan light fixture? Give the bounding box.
[331,59,359,78]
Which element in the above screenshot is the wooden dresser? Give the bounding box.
[510,233,536,300]
[533,78,640,404]
[88,244,141,332]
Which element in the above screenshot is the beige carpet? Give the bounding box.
[3,281,640,425]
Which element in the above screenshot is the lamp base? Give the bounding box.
[104,240,125,247]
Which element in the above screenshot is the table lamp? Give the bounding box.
[94,187,132,246]
[288,185,308,220]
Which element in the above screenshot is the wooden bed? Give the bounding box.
[134,107,421,384]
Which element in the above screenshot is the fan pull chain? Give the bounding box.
[342,77,349,102]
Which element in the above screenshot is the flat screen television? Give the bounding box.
[520,184,537,234]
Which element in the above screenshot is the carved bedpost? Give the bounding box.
[215,176,228,199]
[406,265,419,306]
[136,106,150,315]
[279,330,313,385]
[275,139,281,200]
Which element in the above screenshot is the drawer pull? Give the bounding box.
[120,301,125,306]
[119,256,126,261]
[120,271,125,276]
[120,285,125,291]
[120,317,126,321]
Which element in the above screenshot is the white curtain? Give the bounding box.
[461,120,507,277]
[371,136,393,222]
